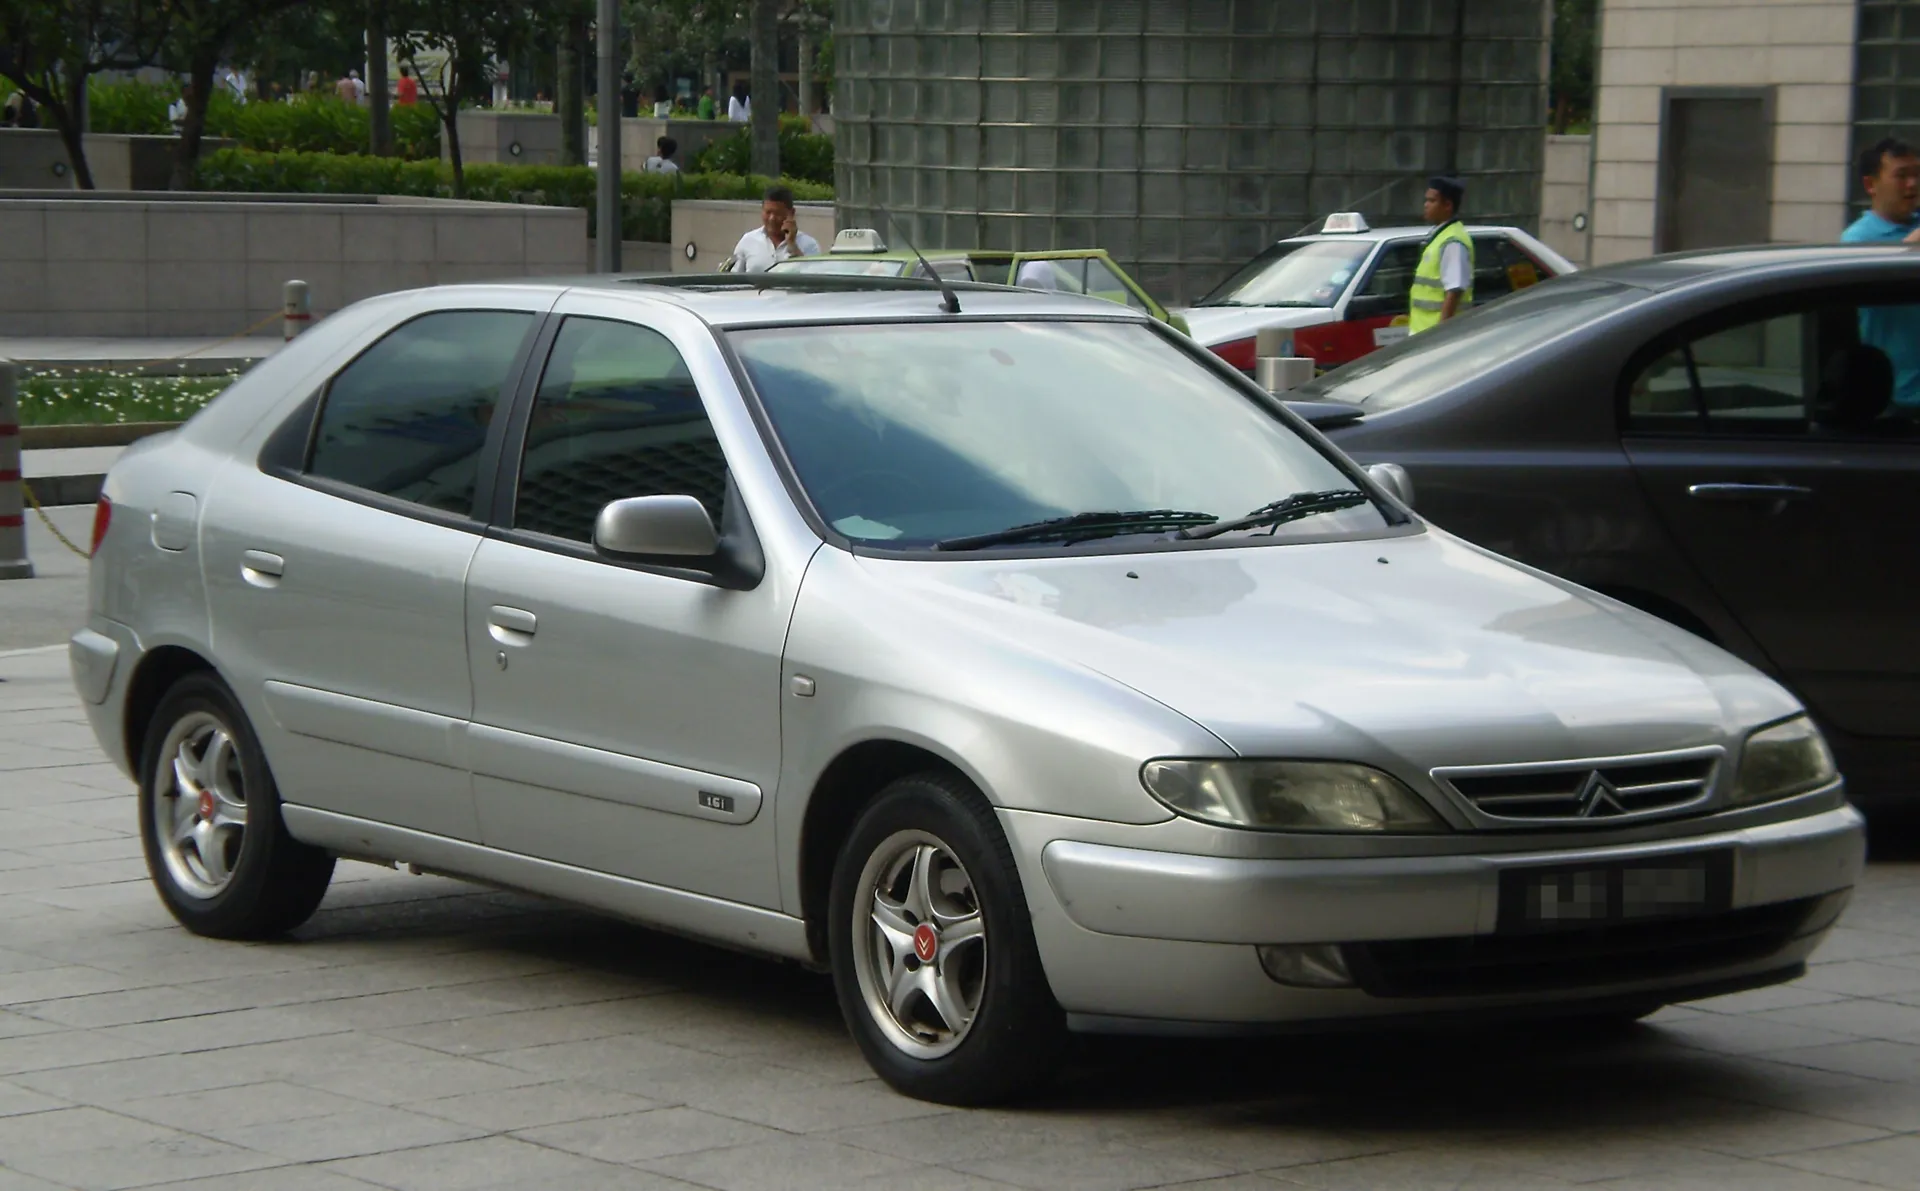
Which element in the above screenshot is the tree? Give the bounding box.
[160,0,313,189]
[0,0,170,188]
[389,0,539,197]
[1550,0,1596,134]
[367,1,390,155]
[748,0,774,175]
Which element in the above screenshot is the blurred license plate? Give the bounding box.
[1498,851,1733,932]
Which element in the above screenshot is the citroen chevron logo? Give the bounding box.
[1576,771,1627,818]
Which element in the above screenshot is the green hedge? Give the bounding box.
[193,148,833,242]
[691,114,833,185]
[88,81,441,159]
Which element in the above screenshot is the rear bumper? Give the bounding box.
[1004,801,1864,1027]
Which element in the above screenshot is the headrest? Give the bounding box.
[1814,345,1893,431]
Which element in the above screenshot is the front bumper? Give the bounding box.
[1003,799,1865,1029]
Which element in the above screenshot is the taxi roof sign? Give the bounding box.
[1320,212,1369,234]
[831,228,889,253]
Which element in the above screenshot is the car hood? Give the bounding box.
[1172,306,1336,348]
[857,530,1794,771]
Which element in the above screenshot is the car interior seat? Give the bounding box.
[1813,344,1895,432]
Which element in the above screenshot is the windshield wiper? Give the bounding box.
[1176,489,1370,540]
[935,509,1217,552]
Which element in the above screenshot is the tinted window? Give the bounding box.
[1625,298,1920,435]
[730,320,1386,549]
[513,317,726,543]
[307,310,534,515]
[1356,241,1423,300]
[1298,277,1643,412]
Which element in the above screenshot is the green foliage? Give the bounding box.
[84,80,441,158]
[692,115,833,185]
[193,148,832,242]
[1550,0,1597,131]
[18,368,239,426]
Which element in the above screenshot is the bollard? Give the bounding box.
[0,361,34,580]
[1252,326,1315,395]
[283,279,311,341]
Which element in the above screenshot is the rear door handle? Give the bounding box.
[487,605,537,645]
[1686,483,1813,502]
[240,550,284,587]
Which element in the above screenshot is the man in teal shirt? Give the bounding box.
[1842,138,1920,409]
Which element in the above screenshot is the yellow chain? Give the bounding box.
[75,309,286,374]
[21,478,92,559]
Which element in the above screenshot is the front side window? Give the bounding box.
[730,320,1389,550]
[1085,258,1151,310]
[306,310,535,515]
[512,317,726,543]
[1625,297,1920,435]
[1355,240,1423,301]
[1196,240,1373,308]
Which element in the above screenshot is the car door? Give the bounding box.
[1297,238,1419,368]
[1621,288,1920,742]
[462,296,794,905]
[201,303,543,839]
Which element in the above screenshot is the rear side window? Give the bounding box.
[306,310,535,515]
[512,316,727,542]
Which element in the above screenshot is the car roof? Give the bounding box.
[499,273,1152,329]
[1577,243,1920,290]
[1284,224,1528,246]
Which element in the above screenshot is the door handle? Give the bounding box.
[240,550,284,588]
[487,605,537,645]
[1686,483,1813,502]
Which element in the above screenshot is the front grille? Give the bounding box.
[1443,755,1717,823]
[1341,896,1829,998]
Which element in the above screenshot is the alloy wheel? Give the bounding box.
[151,711,249,899]
[851,829,988,1059]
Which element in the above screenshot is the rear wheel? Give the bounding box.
[138,672,334,939]
[828,772,1065,1104]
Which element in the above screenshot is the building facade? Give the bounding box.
[1585,0,1856,264]
[833,0,1550,303]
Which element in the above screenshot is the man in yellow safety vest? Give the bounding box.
[1408,175,1473,335]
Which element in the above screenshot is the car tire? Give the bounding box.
[137,672,334,939]
[828,771,1066,1105]
[1558,1002,1665,1032]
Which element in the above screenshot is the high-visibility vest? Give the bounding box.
[1408,221,1474,335]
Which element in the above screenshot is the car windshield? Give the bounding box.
[770,258,907,277]
[1196,240,1374,308]
[729,320,1390,551]
[1294,277,1646,412]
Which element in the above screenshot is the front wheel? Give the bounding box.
[828,772,1065,1105]
[138,671,334,939]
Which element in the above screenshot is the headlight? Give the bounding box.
[1729,716,1838,806]
[1140,760,1446,832]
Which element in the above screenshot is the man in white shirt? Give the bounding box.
[1409,174,1474,334]
[728,186,821,272]
[643,136,680,174]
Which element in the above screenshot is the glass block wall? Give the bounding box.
[834,0,1548,303]
[1857,0,1918,194]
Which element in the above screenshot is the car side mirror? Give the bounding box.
[593,495,719,559]
[1365,462,1415,510]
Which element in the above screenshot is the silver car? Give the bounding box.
[72,276,1865,1105]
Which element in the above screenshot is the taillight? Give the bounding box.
[1210,337,1257,372]
[89,497,112,556]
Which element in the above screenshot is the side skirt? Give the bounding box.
[282,805,813,963]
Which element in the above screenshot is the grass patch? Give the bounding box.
[18,369,239,426]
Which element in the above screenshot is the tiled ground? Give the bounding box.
[3,644,1920,1191]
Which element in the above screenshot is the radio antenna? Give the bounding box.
[877,209,960,314]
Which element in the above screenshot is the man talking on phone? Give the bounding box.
[727,186,821,272]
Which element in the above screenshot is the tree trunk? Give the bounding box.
[443,65,466,198]
[749,0,779,178]
[368,5,392,156]
[559,12,588,167]
[169,56,219,191]
[797,31,812,123]
[41,80,97,190]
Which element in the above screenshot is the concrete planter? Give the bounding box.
[0,130,236,191]
[452,110,564,167]
[619,118,738,173]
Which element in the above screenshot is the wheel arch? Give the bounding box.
[797,738,969,963]
[122,644,221,774]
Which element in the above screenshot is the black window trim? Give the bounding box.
[481,311,766,589]
[259,306,550,532]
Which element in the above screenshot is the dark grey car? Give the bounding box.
[1296,245,1920,803]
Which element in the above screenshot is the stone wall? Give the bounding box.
[0,192,588,337]
[0,130,233,191]
[1589,0,1854,264]
[453,111,565,167]
[1541,134,1592,265]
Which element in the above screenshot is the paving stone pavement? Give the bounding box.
[3,643,1920,1190]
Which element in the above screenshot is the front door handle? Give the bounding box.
[1686,482,1813,502]
[487,605,537,646]
[240,550,284,587]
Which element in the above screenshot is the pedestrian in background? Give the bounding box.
[697,86,716,121]
[728,82,750,123]
[1409,174,1473,334]
[167,81,192,133]
[644,136,679,174]
[396,65,418,106]
[727,185,819,272]
[1842,138,1920,409]
[1,89,38,128]
[653,84,672,118]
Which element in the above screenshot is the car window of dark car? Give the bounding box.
[1624,295,1920,438]
[510,316,727,542]
[1296,277,1643,412]
[306,309,536,516]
